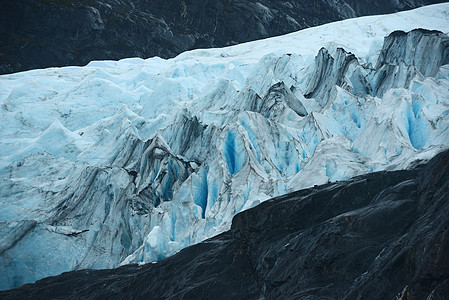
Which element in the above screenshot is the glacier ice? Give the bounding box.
[1,4,449,290]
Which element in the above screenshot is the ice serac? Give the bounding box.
[371,29,449,96]
[304,47,357,107]
[376,29,449,77]
[133,135,195,207]
[259,81,308,119]
[1,5,449,290]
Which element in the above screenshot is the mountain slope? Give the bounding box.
[0,0,447,74]
[1,4,449,291]
[1,148,448,299]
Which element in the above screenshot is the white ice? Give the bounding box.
[1,3,449,290]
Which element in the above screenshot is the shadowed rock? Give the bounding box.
[0,0,446,75]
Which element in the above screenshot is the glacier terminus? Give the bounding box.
[1,3,449,291]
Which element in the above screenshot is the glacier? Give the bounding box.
[1,3,449,290]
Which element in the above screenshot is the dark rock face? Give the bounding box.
[0,0,446,75]
[2,149,448,299]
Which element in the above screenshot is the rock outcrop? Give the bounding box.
[0,0,446,74]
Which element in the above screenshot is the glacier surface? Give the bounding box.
[1,4,449,290]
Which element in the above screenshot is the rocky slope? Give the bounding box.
[1,148,448,299]
[0,0,446,74]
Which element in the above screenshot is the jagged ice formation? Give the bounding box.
[1,4,449,290]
